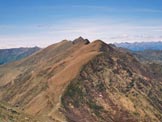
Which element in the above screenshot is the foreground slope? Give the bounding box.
[0,101,41,122]
[0,37,161,122]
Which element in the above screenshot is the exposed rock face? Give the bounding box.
[61,42,161,122]
[72,36,90,45]
[0,37,161,122]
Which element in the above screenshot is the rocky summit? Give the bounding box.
[0,37,161,122]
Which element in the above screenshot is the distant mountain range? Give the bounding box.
[115,41,162,51]
[0,47,41,65]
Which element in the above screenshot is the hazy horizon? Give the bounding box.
[1,38,162,49]
[1,0,162,48]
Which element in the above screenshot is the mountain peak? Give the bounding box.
[73,36,90,45]
[92,39,114,52]
[93,39,105,44]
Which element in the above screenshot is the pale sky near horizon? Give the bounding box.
[0,0,162,48]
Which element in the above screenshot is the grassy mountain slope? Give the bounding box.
[61,43,162,122]
[0,101,41,122]
[0,37,161,122]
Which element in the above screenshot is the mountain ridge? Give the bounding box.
[0,37,161,122]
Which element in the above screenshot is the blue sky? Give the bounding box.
[0,0,162,48]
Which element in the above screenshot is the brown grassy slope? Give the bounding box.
[0,38,161,122]
[0,38,103,121]
[61,42,162,122]
[0,101,41,122]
